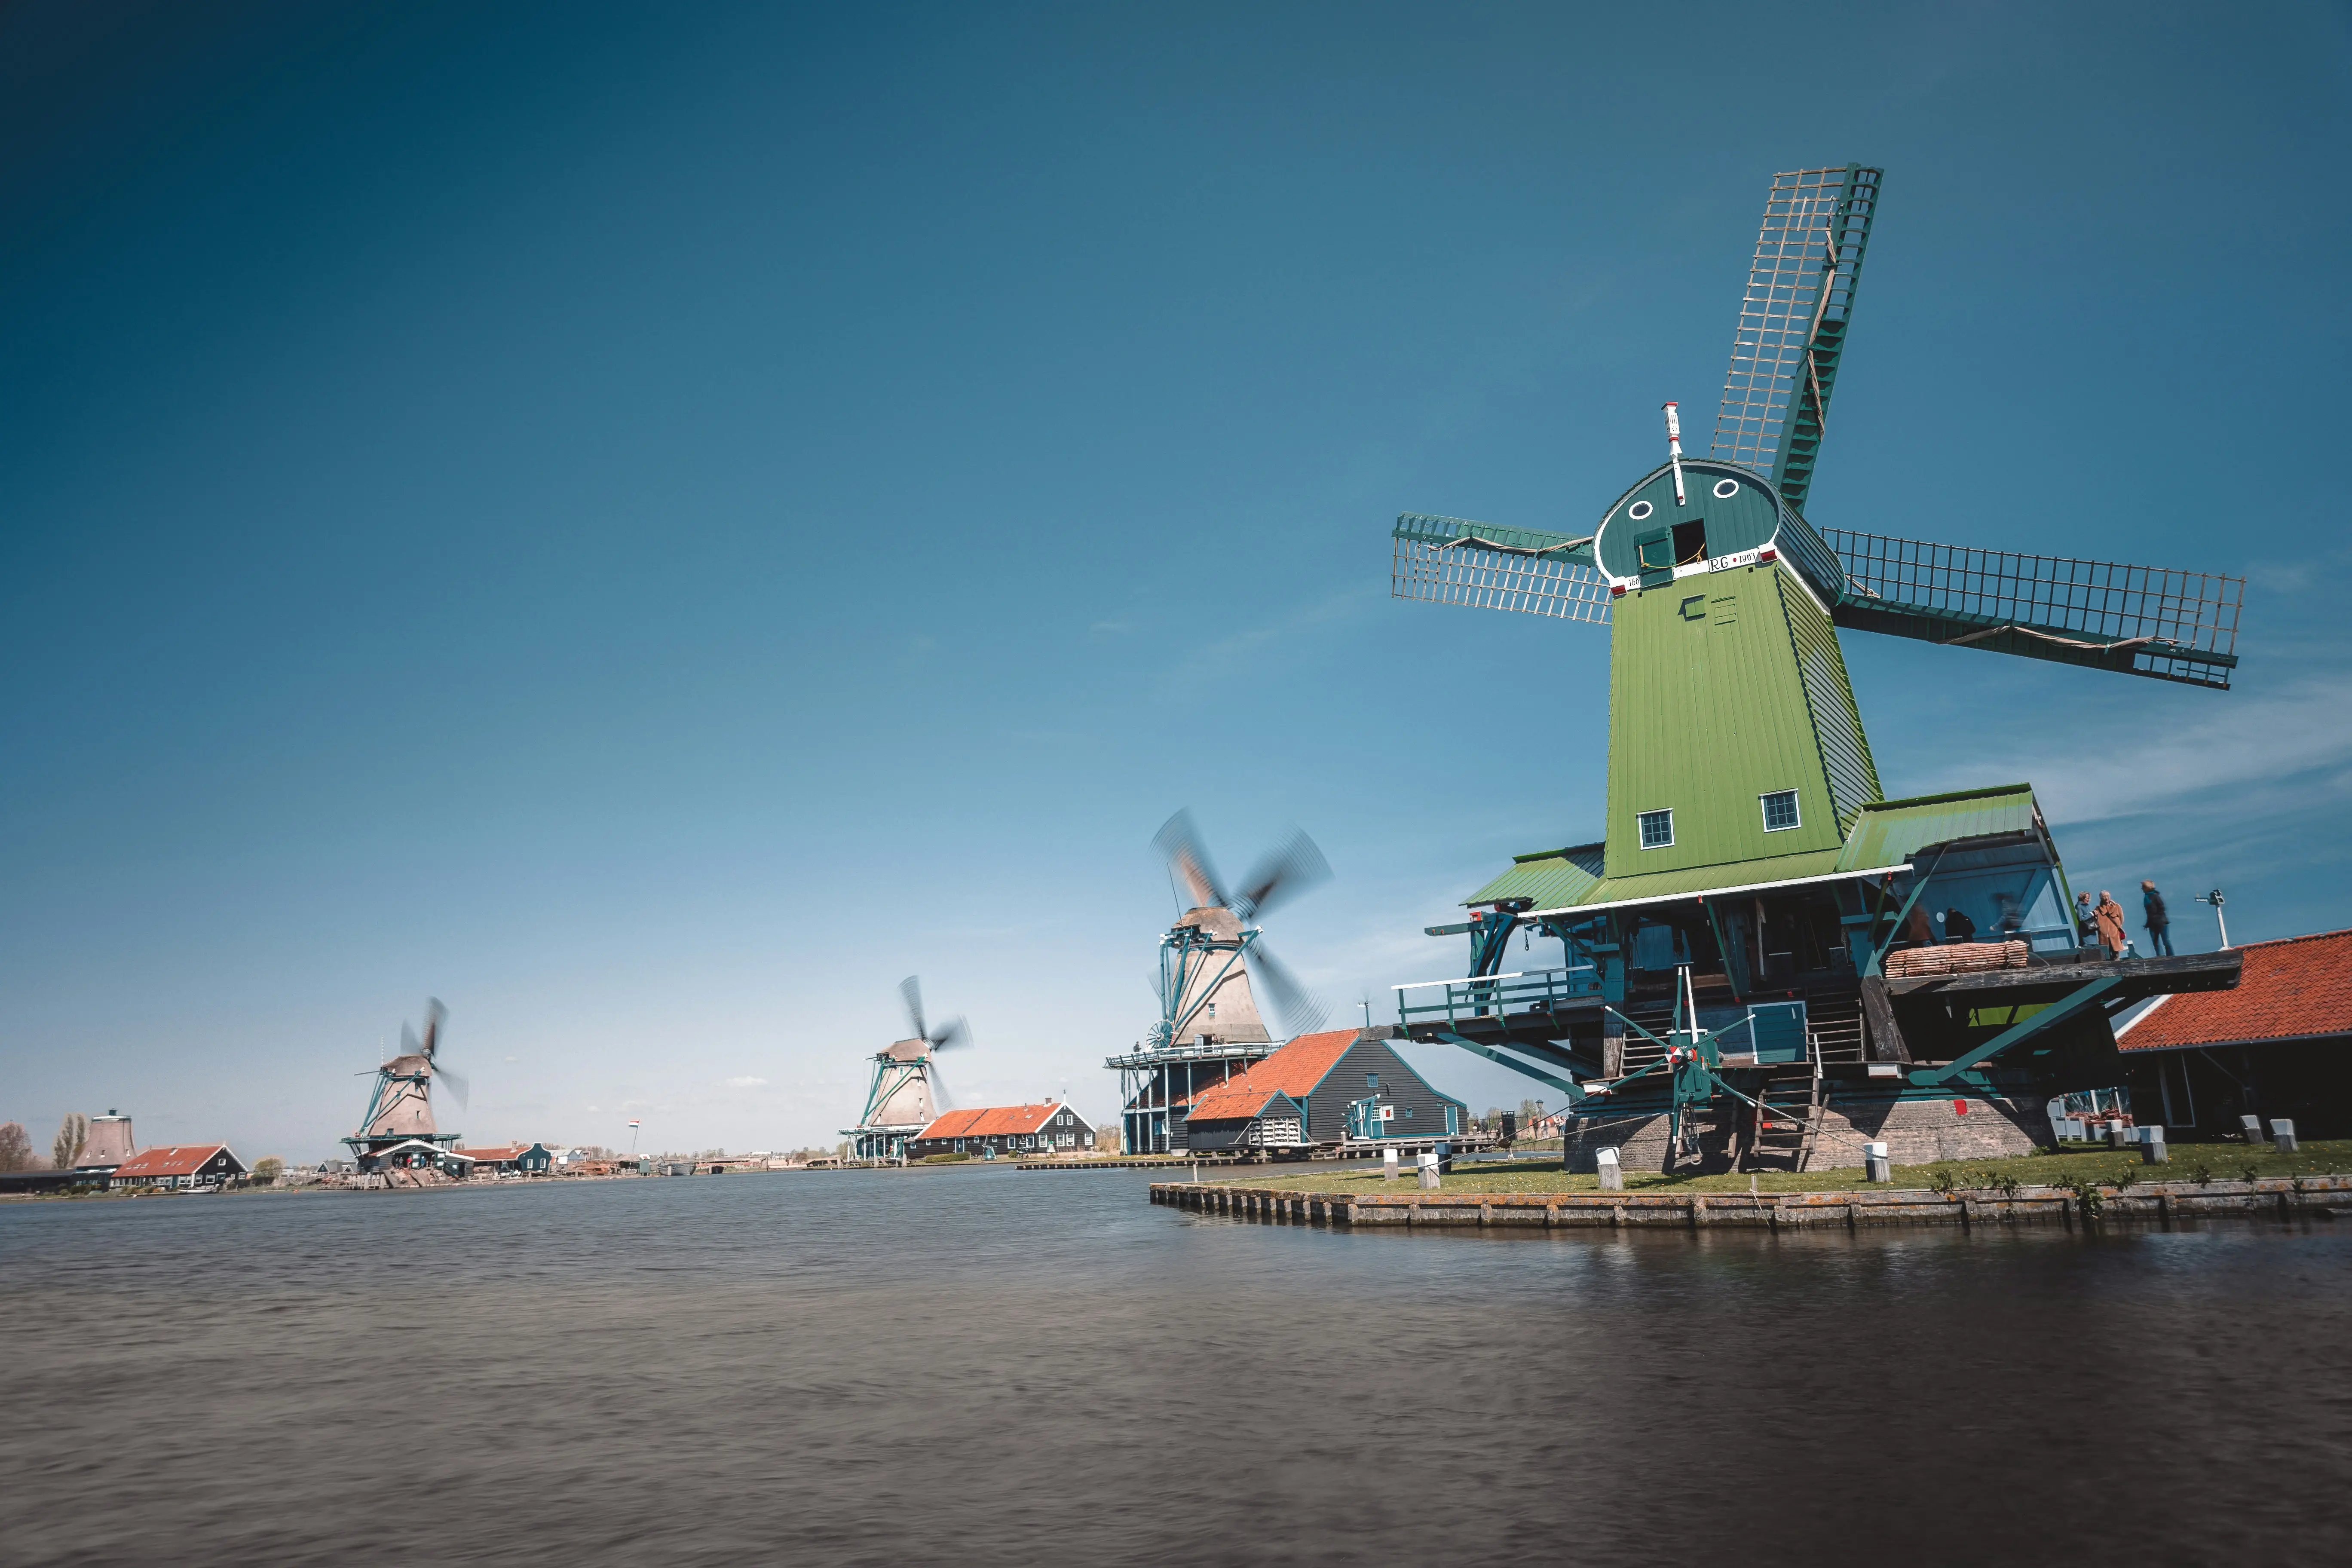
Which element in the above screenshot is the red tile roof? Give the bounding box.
[2118,929,2352,1052]
[916,1102,1066,1141]
[455,1146,531,1162]
[1178,1030,1360,1121]
[111,1145,235,1179]
[1185,1083,1300,1121]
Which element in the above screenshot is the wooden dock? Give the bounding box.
[1148,1174,2352,1229]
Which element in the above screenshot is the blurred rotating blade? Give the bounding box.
[928,1057,956,1113]
[929,1014,971,1052]
[421,998,447,1060]
[1232,827,1331,922]
[432,1060,469,1109]
[1152,808,1228,912]
[1245,939,1327,1039]
[898,976,927,1042]
[400,1023,420,1058]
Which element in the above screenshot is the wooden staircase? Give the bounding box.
[1742,1060,1823,1172]
[1612,998,1678,1075]
[1801,982,1867,1065]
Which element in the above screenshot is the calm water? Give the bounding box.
[5,1168,2349,1566]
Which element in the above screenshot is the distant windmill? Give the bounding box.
[1104,812,1334,1155]
[842,977,973,1164]
[344,998,467,1170]
[1150,809,1331,1048]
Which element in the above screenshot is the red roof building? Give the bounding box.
[2119,928,2352,1052]
[909,1102,1096,1160]
[108,1145,246,1190]
[1172,1028,1468,1154]
[2115,929,2352,1141]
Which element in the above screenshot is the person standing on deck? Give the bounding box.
[2094,891,2129,960]
[2141,881,2175,956]
[2076,890,2097,944]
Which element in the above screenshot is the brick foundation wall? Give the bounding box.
[1562,1089,2049,1173]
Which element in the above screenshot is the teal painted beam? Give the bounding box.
[1432,1032,1582,1098]
[1907,975,2123,1086]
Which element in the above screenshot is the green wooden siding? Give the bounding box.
[1553,846,1847,911]
[1465,842,1605,908]
[1604,560,1851,877]
[1834,786,2040,871]
[1779,571,1883,831]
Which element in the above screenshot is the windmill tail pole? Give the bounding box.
[1663,402,1687,504]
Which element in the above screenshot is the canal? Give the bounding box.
[3,1165,2346,1565]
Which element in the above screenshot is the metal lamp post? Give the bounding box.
[2193,888,2228,949]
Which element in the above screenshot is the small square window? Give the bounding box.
[1366,1073,1380,1090]
[1638,808,1674,849]
[1761,790,1800,832]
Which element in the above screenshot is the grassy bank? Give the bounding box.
[1212,1139,2352,1197]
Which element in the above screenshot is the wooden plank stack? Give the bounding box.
[1883,939,2030,978]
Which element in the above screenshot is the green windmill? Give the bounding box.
[1388,166,2247,1173]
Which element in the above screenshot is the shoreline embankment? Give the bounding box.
[1151,1173,2352,1230]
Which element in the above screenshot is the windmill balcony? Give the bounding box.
[1393,966,1602,1031]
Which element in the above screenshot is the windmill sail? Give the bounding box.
[1390,513,1611,623]
[1711,165,1883,511]
[1825,528,2243,689]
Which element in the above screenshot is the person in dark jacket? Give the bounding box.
[2141,880,2174,956]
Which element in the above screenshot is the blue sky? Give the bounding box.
[5,1,2348,1160]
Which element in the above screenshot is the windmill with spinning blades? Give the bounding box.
[345,998,468,1172]
[1107,810,1332,1156]
[842,977,973,1164]
[1387,165,2249,1174]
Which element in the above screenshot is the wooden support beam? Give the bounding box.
[1859,977,1911,1063]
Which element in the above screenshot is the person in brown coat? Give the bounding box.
[2094,891,2129,959]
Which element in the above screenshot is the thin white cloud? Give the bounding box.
[1179,585,1381,685]
[724,1075,769,1088]
[1982,678,2352,827]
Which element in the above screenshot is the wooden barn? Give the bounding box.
[2116,928,2352,1141]
[909,1102,1096,1159]
[1168,1029,1468,1154]
[107,1145,246,1190]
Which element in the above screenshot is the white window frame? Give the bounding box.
[1638,808,1674,849]
[1760,790,1801,833]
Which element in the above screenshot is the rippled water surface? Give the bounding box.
[5,1168,2350,1566]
